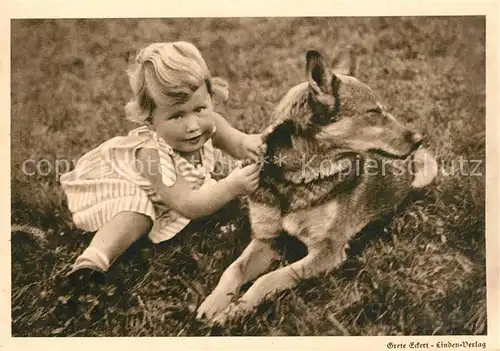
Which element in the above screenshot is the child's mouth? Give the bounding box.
[185,135,202,144]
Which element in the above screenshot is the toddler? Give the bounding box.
[59,41,264,290]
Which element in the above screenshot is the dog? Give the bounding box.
[196,50,438,324]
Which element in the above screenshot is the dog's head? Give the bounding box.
[263,50,424,160]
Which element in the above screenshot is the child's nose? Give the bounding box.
[185,114,200,132]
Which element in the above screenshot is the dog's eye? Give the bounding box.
[366,107,382,114]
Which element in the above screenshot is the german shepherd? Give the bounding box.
[196,50,438,324]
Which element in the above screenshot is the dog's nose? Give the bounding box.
[406,130,424,146]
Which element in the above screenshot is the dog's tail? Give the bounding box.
[411,148,438,188]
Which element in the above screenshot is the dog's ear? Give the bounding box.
[331,50,358,77]
[306,50,334,95]
[306,50,339,121]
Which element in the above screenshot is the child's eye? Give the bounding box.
[170,113,183,120]
[194,106,206,114]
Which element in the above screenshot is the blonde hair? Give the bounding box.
[125,41,229,124]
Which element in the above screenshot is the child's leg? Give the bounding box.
[72,211,153,273]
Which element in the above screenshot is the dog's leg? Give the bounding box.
[196,238,278,321]
[197,203,281,321]
[212,238,347,324]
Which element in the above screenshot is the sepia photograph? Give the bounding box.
[9,14,490,342]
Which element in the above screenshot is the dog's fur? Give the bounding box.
[197,50,438,324]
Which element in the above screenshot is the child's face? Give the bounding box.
[151,83,215,154]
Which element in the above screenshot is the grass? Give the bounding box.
[11,17,486,336]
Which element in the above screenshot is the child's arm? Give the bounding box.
[209,112,265,161]
[136,148,260,219]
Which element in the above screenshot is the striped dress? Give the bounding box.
[59,125,216,243]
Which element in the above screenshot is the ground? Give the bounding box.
[11,17,486,336]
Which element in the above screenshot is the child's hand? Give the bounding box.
[225,163,261,196]
[241,134,267,162]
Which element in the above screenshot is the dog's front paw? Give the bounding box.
[211,302,244,325]
[196,290,234,322]
[211,300,255,326]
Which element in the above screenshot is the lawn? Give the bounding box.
[11,17,486,336]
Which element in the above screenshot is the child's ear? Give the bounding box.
[210,77,229,104]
